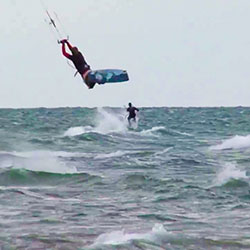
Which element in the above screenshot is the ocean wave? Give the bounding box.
[94,150,156,160]
[120,173,171,191]
[0,150,92,160]
[210,134,250,150]
[154,147,173,156]
[91,223,169,248]
[140,126,166,136]
[94,150,128,159]
[0,168,101,187]
[213,162,248,187]
[221,179,249,188]
[0,186,82,202]
[90,222,249,249]
[28,138,55,146]
[63,108,128,137]
[63,126,94,137]
[0,150,77,174]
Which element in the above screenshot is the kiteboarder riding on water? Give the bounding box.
[127,102,139,126]
[60,39,96,89]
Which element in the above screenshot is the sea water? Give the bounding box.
[0,107,250,249]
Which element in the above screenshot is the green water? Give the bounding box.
[0,107,250,249]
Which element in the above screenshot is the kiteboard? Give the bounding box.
[87,69,129,84]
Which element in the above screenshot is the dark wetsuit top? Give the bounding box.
[127,106,139,119]
[62,42,90,75]
[67,52,90,75]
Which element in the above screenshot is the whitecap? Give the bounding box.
[10,150,77,174]
[94,150,128,159]
[140,126,166,137]
[214,162,247,186]
[92,223,169,247]
[154,147,173,156]
[63,126,93,137]
[63,108,129,136]
[94,107,128,134]
[210,134,250,150]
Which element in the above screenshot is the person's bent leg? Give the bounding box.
[128,117,131,126]
[82,71,96,89]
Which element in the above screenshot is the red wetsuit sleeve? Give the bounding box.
[61,43,71,59]
[65,41,73,50]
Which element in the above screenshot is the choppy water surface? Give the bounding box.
[1,107,250,249]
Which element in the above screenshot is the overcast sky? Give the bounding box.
[1,0,250,108]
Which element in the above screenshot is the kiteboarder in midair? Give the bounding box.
[60,39,96,89]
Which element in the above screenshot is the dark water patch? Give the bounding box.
[239,193,250,200]
[230,204,246,210]
[184,184,202,189]
[28,138,55,146]
[39,218,64,224]
[222,179,249,188]
[166,155,205,168]
[129,150,156,158]
[155,188,175,194]
[77,132,117,145]
[132,241,167,250]
[122,173,167,191]
[120,174,187,194]
[35,125,59,133]
[72,212,88,217]
[20,233,80,249]
[154,195,181,202]
[137,213,176,222]
[204,238,250,249]
[154,178,186,192]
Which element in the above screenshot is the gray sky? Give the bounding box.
[1,0,250,108]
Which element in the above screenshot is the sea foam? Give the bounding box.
[210,134,250,150]
[64,108,128,136]
[214,162,247,186]
[92,223,168,247]
[11,150,77,174]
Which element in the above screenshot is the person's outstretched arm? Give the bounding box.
[61,43,71,59]
[61,39,72,59]
[65,40,73,50]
